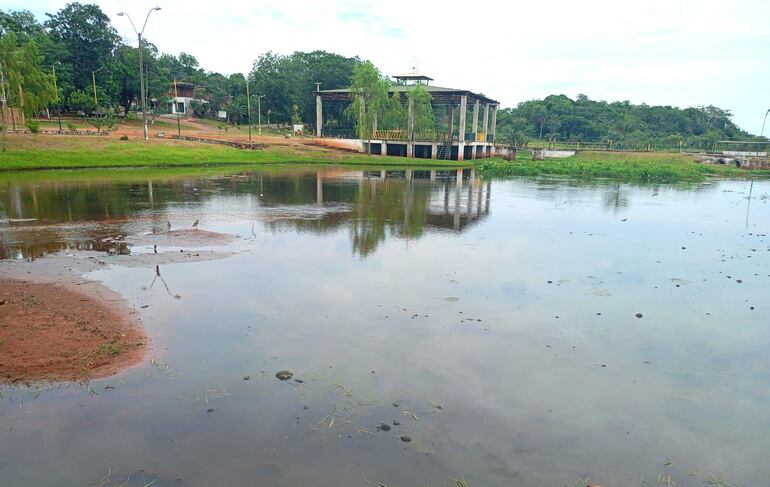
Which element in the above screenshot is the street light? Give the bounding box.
[117,7,161,141]
[761,108,770,138]
[91,65,106,107]
[245,78,252,142]
[254,95,264,135]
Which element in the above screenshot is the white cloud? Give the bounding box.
[11,0,770,132]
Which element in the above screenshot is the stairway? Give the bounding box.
[436,134,452,160]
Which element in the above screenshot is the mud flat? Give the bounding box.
[0,228,238,384]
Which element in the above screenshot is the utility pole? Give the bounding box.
[118,7,161,142]
[173,77,181,137]
[246,80,252,142]
[256,95,264,135]
[0,63,8,152]
[52,64,62,131]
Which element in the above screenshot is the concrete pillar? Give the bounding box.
[491,104,498,143]
[457,95,467,161]
[472,99,479,136]
[407,98,415,141]
[448,105,455,138]
[483,103,490,135]
[471,144,477,160]
[431,143,438,160]
[407,142,414,158]
[381,142,387,156]
[454,168,463,230]
[316,95,323,137]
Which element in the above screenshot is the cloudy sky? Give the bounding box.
[11,0,770,133]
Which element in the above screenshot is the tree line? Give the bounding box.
[495,94,764,149]
[1,2,763,145]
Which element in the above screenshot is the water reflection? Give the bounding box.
[0,168,490,259]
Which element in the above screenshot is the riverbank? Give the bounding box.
[477,150,769,182]
[0,278,146,384]
[0,134,462,170]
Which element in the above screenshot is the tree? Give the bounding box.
[347,61,389,154]
[44,3,119,103]
[407,84,435,136]
[0,32,57,117]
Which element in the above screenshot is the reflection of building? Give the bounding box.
[315,73,499,161]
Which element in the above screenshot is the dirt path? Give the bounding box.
[0,279,146,384]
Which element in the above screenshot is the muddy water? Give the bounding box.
[1,167,769,487]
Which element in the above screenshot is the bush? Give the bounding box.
[126,111,137,121]
[66,122,77,131]
[26,120,40,134]
[120,135,129,141]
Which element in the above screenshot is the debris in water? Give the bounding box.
[377,423,391,432]
[275,370,293,381]
[400,434,412,443]
[635,313,643,318]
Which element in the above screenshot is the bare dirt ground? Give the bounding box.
[0,279,146,384]
[0,228,238,384]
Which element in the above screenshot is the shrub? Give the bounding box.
[120,135,129,141]
[26,120,40,134]
[66,122,77,131]
[126,111,138,121]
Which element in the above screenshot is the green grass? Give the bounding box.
[477,150,770,182]
[0,134,467,171]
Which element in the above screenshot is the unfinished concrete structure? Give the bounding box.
[315,74,499,161]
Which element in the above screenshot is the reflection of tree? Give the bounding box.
[603,183,629,212]
[0,170,488,259]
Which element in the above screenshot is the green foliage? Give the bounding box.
[66,122,77,131]
[496,94,760,148]
[67,89,94,114]
[407,85,435,135]
[119,134,128,140]
[380,93,406,130]
[475,151,764,182]
[347,61,390,145]
[0,31,57,116]
[25,119,39,133]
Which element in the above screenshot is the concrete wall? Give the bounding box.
[313,138,364,152]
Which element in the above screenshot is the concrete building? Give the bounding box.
[168,82,206,116]
[314,74,499,161]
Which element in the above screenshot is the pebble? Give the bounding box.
[275,370,293,381]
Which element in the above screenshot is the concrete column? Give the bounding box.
[316,95,323,137]
[472,99,480,136]
[407,98,415,141]
[483,103,490,135]
[431,143,438,160]
[454,168,463,230]
[448,105,455,138]
[381,142,387,156]
[491,104,498,143]
[407,142,414,158]
[457,95,467,161]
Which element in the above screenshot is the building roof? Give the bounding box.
[317,84,498,105]
[393,73,434,82]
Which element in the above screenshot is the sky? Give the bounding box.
[11,0,770,133]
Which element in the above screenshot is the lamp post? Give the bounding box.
[117,7,161,141]
[761,109,770,138]
[91,65,105,108]
[254,95,264,135]
[51,63,62,131]
[245,80,252,142]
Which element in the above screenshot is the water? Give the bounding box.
[1,167,768,487]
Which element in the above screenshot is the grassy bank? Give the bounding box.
[477,150,769,182]
[0,134,464,170]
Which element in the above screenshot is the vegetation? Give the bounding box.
[495,94,766,149]
[347,61,390,152]
[0,135,467,171]
[476,151,769,182]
